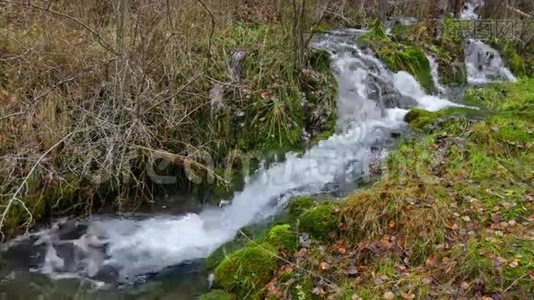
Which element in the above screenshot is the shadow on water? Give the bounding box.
[0,262,210,299]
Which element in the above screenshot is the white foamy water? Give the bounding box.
[426,54,446,95]
[393,71,462,111]
[4,30,463,284]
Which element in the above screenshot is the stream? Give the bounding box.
[0,3,516,298]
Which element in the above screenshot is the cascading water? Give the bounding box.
[461,0,517,84]
[1,30,464,290]
[465,39,517,84]
[426,54,446,95]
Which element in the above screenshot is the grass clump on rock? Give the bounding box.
[287,196,315,218]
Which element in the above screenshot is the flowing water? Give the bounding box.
[426,54,446,95]
[465,39,517,84]
[461,0,517,85]
[461,0,485,20]
[0,27,512,299]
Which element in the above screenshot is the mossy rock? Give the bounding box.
[299,203,339,241]
[267,224,297,253]
[288,196,315,218]
[403,108,437,130]
[213,243,279,295]
[199,290,236,300]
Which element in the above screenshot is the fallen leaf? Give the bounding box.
[383,291,395,300]
[425,255,437,267]
[508,260,519,268]
[422,277,433,284]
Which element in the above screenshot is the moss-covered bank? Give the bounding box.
[201,79,534,299]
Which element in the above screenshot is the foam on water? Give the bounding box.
[4,29,463,284]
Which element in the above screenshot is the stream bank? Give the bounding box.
[202,78,534,300]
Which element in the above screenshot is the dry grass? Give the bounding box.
[0,0,344,237]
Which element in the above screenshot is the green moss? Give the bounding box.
[213,243,279,295]
[464,78,534,113]
[288,276,316,300]
[1,174,81,238]
[288,196,315,218]
[267,224,297,253]
[199,290,237,300]
[299,203,339,241]
[206,240,246,271]
[403,108,438,130]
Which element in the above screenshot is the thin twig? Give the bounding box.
[0,111,24,122]
[143,73,202,113]
[503,273,529,293]
[196,0,216,67]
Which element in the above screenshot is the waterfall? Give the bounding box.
[426,54,446,95]
[2,30,463,284]
[461,0,485,20]
[461,1,517,84]
[465,39,517,84]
